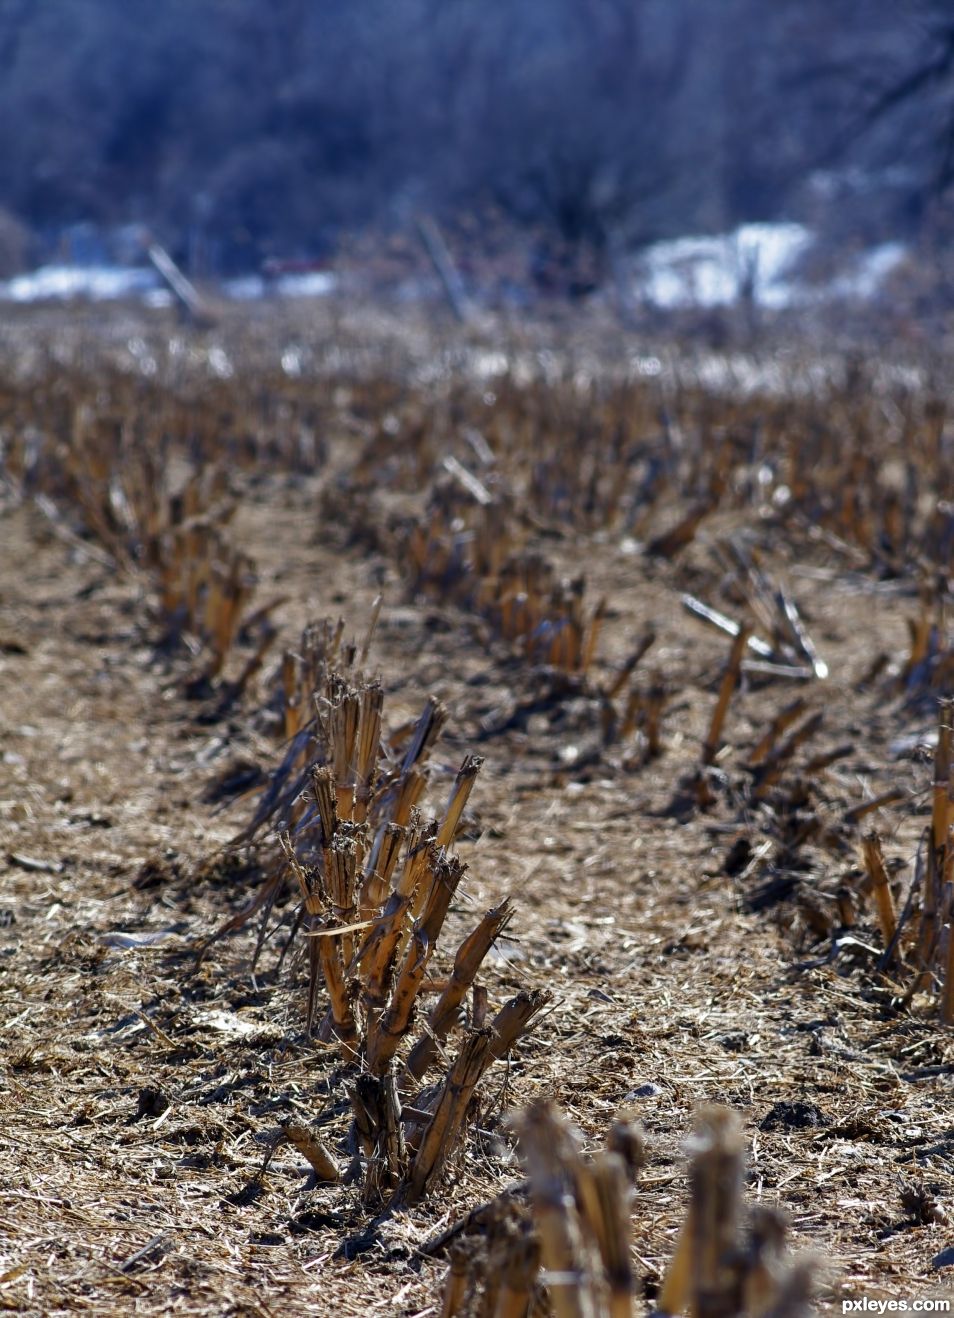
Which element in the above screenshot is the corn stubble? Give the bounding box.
[442,1103,811,1318]
[858,697,954,1021]
[10,329,954,1312]
[439,1102,644,1318]
[405,479,607,680]
[402,478,671,762]
[0,367,319,690]
[225,630,549,1206]
[657,1107,811,1318]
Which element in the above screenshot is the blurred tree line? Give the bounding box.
[0,0,950,272]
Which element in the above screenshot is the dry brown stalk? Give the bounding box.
[512,1103,598,1318]
[493,1231,541,1318]
[359,593,383,665]
[326,832,360,965]
[481,1246,507,1317]
[441,1244,471,1318]
[359,889,417,1018]
[687,1105,745,1318]
[417,851,468,940]
[401,696,449,772]
[402,1028,494,1206]
[372,852,453,1003]
[581,597,608,676]
[391,766,428,825]
[903,610,933,685]
[604,630,656,700]
[754,1260,815,1318]
[942,882,954,1024]
[430,1108,645,1317]
[656,1203,695,1317]
[619,676,668,756]
[489,989,553,1060]
[436,755,484,849]
[396,818,435,896]
[842,788,905,825]
[750,711,824,800]
[367,927,431,1074]
[741,1207,794,1316]
[648,501,713,559]
[281,651,300,738]
[861,832,898,948]
[915,699,954,990]
[311,764,338,841]
[229,619,279,702]
[405,900,513,1082]
[350,1071,407,1205]
[656,1105,813,1318]
[279,1120,340,1183]
[801,742,852,774]
[641,678,667,758]
[747,699,809,767]
[278,832,329,1033]
[606,1117,647,1184]
[354,680,384,820]
[328,685,361,816]
[703,628,750,766]
[404,481,606,678]
[931,699,953,856]
[575,1153,634,1318]
[317,913,359,1056]
[358,821,405,915]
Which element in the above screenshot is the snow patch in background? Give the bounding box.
[636,223,814,310]
[0,264,337,305]
[829,241,907,301]
[222,271,336,300]
[0,227,907,311]
[0,264,161,303]
[221,275,263,301]
[635,223,908,311]
[272,271,336,299]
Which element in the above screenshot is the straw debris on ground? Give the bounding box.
[0,302,952,1316]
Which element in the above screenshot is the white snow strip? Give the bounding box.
[637,223,813,310]
[0,264,159,303]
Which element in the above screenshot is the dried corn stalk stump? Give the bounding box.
[218,633,550,1208]
[439,1101,645,1318]
[657,1106,813,1318]
[438,1103,812,1318]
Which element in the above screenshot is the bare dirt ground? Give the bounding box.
[0,304,952,1316]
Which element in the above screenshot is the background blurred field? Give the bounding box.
[3,3,954,1313]
[0,296,952,1314]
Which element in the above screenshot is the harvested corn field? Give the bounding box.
[0,302,952,1317]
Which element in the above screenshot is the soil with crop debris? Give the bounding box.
[0,301,952,1316]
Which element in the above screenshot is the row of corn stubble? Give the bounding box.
[5,349,954,1314]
